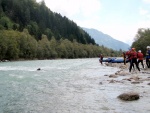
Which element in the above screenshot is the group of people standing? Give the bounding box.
[99,46,150,72]
[124,46,150,72]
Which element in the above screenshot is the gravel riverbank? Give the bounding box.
[101,62,150,112]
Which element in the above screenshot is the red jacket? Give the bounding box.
[137,52,144,60]
[126,50,137,60]
[126,51,131,60]
[130,51,137,59]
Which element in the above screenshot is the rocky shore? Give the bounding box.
[103,62,150,101]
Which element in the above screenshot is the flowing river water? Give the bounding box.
[0,58,150,113]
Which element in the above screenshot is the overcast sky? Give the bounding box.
[36,0,150,45]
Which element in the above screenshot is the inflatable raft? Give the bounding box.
[102,57,129,63]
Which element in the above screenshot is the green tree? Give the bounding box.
[49,36,58,58]
[57,40,67,58]
[0,16,13,29]
[60,39,74,58]
[132,28,150,55]
[73,39,80,58]
[27,21,40,40]
[19,29,37,59]
[44,28,54,40]
[37,34,51,59]
[0,33,8,60]
[25,8,30,24]
[0,30,20,60]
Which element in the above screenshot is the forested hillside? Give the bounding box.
[0,0,122,60]
[0,0,96,44]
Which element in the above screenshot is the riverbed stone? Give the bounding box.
[147,83,150,85]
[118,92,140,101]
[104,74,108,76]
[119,65,127,69]
[109,79,115,83]
[37,68,41,71]
[130,76,140,81]
[109,74,118,78]
[131,81,140,84]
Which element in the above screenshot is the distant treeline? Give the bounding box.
[0,30,121,60]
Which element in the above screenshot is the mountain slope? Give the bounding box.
[82,28,130,51]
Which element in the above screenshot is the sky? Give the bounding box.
[36,0,150,45]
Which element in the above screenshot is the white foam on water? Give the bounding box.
[0,66,35,72]
[9,74,24,79]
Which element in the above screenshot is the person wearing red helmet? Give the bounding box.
[146,46,150,68]
[126,48,134,69]
[129,48,140,72]
[137,50,144,68]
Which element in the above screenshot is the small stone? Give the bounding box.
[147,83,150,85]
[99,82,103,85]
[109,74,117,78]
[104,74,108,76]
[130,76,140,81]
[109,79,115,83]
[37,68,41,71]
[127,78,132,81]
[131,81,140,84]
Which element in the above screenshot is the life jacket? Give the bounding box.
[146,50,150,59]
[122,52,126,58]
[130,51,137,59]
[125,51,130,56]
[126,51,132,60]
[137,52,144,60]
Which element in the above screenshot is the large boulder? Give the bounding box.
[118,92,140,101]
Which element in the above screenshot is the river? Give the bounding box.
[0,58,149,113]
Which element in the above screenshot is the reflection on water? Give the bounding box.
[0,58,150,113]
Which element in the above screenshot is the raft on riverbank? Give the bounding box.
[102,57,129,63]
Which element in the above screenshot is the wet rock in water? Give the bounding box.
[37,68,41,71]
[109,74,118,78]
[104,74,108,76]
[109,79,115,83]
[123,78,132,81]
[131,81,140,84]
[147,83,150,85]
[146,78,150,81]
[99,82,103,85]
[115,70,121,75]
[122,78,131,81]
[118,92,140,101]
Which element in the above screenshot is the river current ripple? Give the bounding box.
[1,58,148,113]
